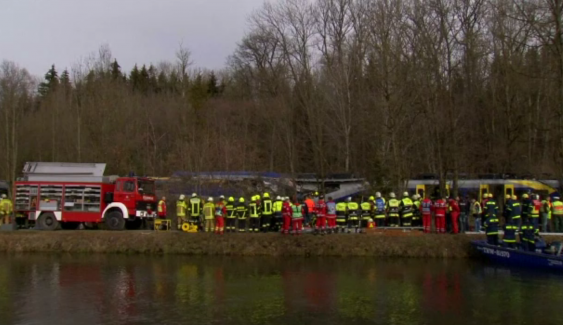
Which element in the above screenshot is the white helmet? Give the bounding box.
[208,197,214,202]
[1,194,5,199]
[412,195,417,200]
[375,192,381,198]
[346,197,352,202]
[276,196,281,200]
[389,192,396,198]
[219,195,225,199]
[179,194,185,200]
[403,191,409,197]
[192,193,197,197]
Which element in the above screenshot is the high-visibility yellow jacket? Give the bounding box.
[176,200,187,217]
[0,199,13,215]
[203,202,215,220]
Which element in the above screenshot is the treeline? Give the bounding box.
[1,0,563,192]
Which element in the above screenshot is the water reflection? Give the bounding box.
[1,255,563,325]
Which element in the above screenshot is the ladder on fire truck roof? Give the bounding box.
[20,162,117,183]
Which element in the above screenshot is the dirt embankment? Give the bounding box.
[0,231,500,258]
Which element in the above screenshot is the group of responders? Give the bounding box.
[161,191,436,235]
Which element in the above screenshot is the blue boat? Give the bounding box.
[472,240,563,272]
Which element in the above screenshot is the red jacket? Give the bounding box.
[282,202,292,216]
[215,202,227,218]
[450,200,460,215]
[434,199,447,217]
[316,199,327,217]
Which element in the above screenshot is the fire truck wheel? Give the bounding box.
[38,212,59,231]
[105,211,125,230]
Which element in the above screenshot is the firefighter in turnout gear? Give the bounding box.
[552,196,563,233]
[413,194,422,227]
[360,197,374,229]
[176,194,188,230]
[347,197,360,233]
[261,193,273,232]
[503,219,518,248]
[189,193,203,230]
[226,197,237,233]
[273,196,283,231]
[484,194,499,245]
[203,198,215,232]
[236,197,248,232]
[521,193,531,223]
[399,192,414,227]
[386,193,400,227]
[249,195,261,232]
[374,192,386,228]
[0,194,13,225]
[336,200,348,233]
[506,195,521,226]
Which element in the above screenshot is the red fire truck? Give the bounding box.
[14,162,157,230]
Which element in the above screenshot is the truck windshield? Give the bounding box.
[138,180,155,195]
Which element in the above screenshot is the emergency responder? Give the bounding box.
[484,194,499,245]
[315,195,327,235]
[413,194,422,227]
[189,193,203,231]
[346,197,360,233]
[521,193,531,224]
[471,198,482,232]
[261,193,273,232]
[503,194,512,224]
[530,194,541,231]
[399,192,414,227]
[236,197,248,232]
[360,196,374,229]
[449,196,460,234]
[508,195,521,226]
[0,194,13,225]
[305,194,315,228]
[203,197,215,232]
[374,192,386,227]
[421,194,433,233]
[249,195,261,232]
[541,196,551,232]
[176,194,188,230]
[326,196,337,234]
[291,198,305,235]
[336,199,348,233]
[273,196,283,231]
[503,220,518,248]
[386,193,400,227]
[215,196,227,234]
[520,218,537,251]
[552,196,563,233]
[282,197,292,234]
[434,196,448,234]
[157,196,167,219]
[459,196,469,232]
[226,197,237,233]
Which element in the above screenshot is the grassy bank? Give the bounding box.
[0,231,500,258]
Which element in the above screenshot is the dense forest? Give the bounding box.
[1,0,562,190]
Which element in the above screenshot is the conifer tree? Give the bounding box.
[207,71,220,97]
[38,64,59,96]
[110,59,122,81]
[130,64,140,91]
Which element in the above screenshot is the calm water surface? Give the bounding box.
[0,255,561,325]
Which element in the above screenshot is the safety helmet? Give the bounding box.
[239,197,245,203]
[389,192,396,198]
[0,194,6,199]
[228,197,234,202]
[179,194,185,200]
[192,193,197,197]
[276,196,281,200]
[512,195,517,200]
[346,197,352,202]
[412,195,417,200]
[256,194,261,199]
[369,196,375,201]
[375,192,381,198]
[263,193,270,198]
[505,194,511,200]
[219,195,225,199]
[403,191,409,197]
[554,196,561,200]
[208,197,213,202]
[314,191,319,196]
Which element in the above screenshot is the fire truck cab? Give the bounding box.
[14,162,157,230]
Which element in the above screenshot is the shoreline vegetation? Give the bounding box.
[0,231,519,258]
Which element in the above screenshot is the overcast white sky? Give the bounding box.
[1,0,265,76]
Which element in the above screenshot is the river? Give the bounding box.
[0,255,562,325]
